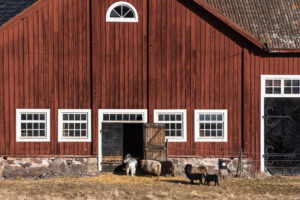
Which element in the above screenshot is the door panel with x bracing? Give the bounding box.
[264,98,300,175]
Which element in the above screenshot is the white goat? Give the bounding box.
[123,154,138,176]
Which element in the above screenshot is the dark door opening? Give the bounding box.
[123,123,144,159]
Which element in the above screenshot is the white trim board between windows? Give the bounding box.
[194,109,228,142]
[58,109,92,142]
[16,109,51,142]
[153,109,187,142]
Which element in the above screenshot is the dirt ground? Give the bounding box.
[0,174,299,200]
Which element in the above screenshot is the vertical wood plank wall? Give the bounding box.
[0,0,91,156]
[148,0,243,157]
[0,0,299,171]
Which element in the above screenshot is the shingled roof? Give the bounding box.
[205,0,300,50]
[0,0,37,26]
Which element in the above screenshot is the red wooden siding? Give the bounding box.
[243,52,300,171]
[0,0,91,156]
[148,0,243,158]
[91,0,148,155]
[0,0,299,171]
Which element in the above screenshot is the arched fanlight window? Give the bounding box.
[106,1,138,22]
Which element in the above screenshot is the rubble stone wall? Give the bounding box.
[169,157,255,177]
[0,157,99,179]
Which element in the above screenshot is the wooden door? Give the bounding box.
[144,123,167,161]
[101,123,123,172]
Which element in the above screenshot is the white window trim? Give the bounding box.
[58,109,92,142]
[262,75,300,97]
[106,1,138,22]
[154,109,187,142]
[194,109,228,142]
[16,109,50,142]
[98,109,148,171]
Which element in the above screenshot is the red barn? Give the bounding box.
[0,0,299,177]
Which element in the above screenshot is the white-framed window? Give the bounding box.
[262,75,300,97]
[16,109,50,142]
[154,109,187,142]
[194,110,227,142]
[106,1,138,22]
[58,109,92,142]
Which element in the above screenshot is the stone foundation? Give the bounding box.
[169,157,255,177]
[0,157,99,179]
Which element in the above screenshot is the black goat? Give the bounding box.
[184,164,206,184]
[203,173,219,186]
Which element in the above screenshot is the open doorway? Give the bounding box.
[123,123,144,159]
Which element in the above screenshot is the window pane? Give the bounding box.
[110,9,120,18]
[117,114,122,120]
[211,123,216,129]
[205,123,210,129]
[110,114,116,120]
[266,88,273,94]
[274,88,281,94]
[217,131,223,137]
[123,114,129,121]
[63,130,69,137]
[200,130,204,137]
[136,114,142,121]
[40,130,45,137]
[21,114,26,120]
[122,5,130,16]
[103,114,109,120]
[217,114,223,121]
[81,123,87,130]
[176,114,181,121]
[114,6,122,16]
[40,123,45,129]
[165,115,169,121]
[205,114,210,121]
[28,123,32,129]
[130,114,135,120]
[165,124,170,129]
[69,123,74,129]
[171,123,175,129]
[69,114,74,120]
[265,80,273,86]
[75,114,81,121]
[284,80,291,86]
[63,114,68,120]
[176,130,182,136]
[27,114,33,120]
[158,115,164,121]
[199,115,204,121]
[28,130,32,136]
[176,123,181,129]
[170,115,175,121]
[21,123,26,129]
[211,115,216,121]
[81,114,87,120]
[211,130,216,137]
[82,131,87,137]
[293,80,300,86]
[217,123,223,129]
[124,10,134,18]
[171,131,175,136]
[75,124,80,129]
[200,123,204,129]
[34,123,39,129]
[274,80,281,86]
[69,131,74,137]
[75,131,80,137]
[285,87,291,94]
[40,114,45,120]
[34,114,39,120]
[293,87,300,94]
[34,130,39,137]
[165,130,170,136]
[205,131,210,137]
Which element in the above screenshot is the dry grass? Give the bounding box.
[0,174,299,200]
